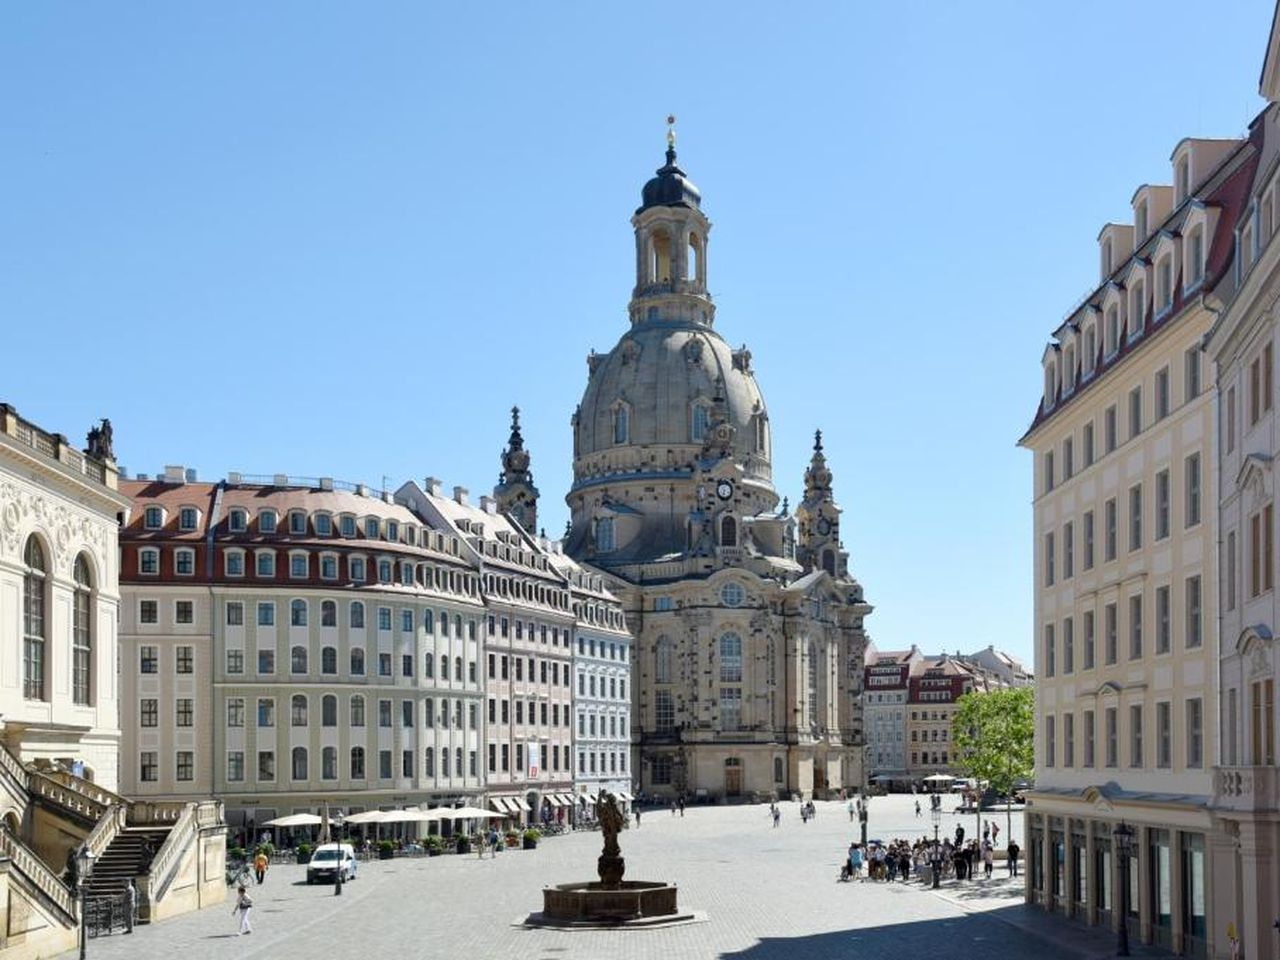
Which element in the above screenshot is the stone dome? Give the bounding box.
[574,318,772,485]
[638,147,702,214]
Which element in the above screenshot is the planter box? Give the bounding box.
[456,839,471,854]
[427,848,441,857]
[378,848,395,860]
[523,838,538,850]
[296,852,312,865]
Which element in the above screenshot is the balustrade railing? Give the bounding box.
[28,772,107,821]
[1214,765,1280,812]
[0,826,77,921]
[84,804,128,861]
[144,802,196,903]
[0,403,113,488]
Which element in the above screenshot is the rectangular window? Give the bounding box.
[1250,504,1274,597]
[1157,701,1171,768]
[401,700,413,727]
[140,698,158,727]
[256,552,275,577]
[1228,530,1238,612]
[227,751,244,782]
[1267,343,1274,416]
[176,698,193,726]
[1185,575,1202,648]
[176,645,193,673]
[1185,348,1201,401]
[1155,367,1170,419]
[257,602,275,626]
[257,649,275,674]
[140,600,158,625]
[1063,713,1074,767]
[226,551,244,577]
[1156,586,1171,655]
[1083,422,1095,467]
[1044,451,1054,494]
[140,645,158,673]
[1186,698,1203,768]
[1062,616,1074,674]
[1045,716,1055,767]
[1083,511,1094,570]
[1185,453,1201,527]
[379,751,392,780]
[1129,386,1142,439]
[378,607,392,631]
[1044,532,1055,586]
[140,752,158,782]
[1156,469,1170,540]
[226,602,244,626]
[1105,707,1118,767]
[176,750,193,781]
[1063,522,1074,579]
[1105,498,1117,562]
[1129,594,1143,660]
[1063,438,1074,480]
[1083,709,1095,767]
[227,697,245,727]
[1104,603,1117,665]
[226,649,243,674]
[1043,623,1055,679]
[378,700,391,727]
[1129,484,1142,551]
[1129,704,1143,768]
[1105,405,1117,453]
[257,698,275,727]
[258,751,275,781]
[1083,610,1095,670]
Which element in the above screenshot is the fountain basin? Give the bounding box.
[541,880,681,923]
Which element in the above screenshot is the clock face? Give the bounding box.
[817,518,832,536]
[716,480,733,501]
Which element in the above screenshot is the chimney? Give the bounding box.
[227,471,242,484]
[273,474,288,486]
[163,465,186,484]
[136,473,149,481]
[453,486,468,505]
[356,484,369,497]
[424,477,442,497]
[319,477,334,491]
[185,468,198,483]
[480,495,497,515]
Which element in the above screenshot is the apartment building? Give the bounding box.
[119,470,486,828]
[863,645,921,782]
[1021,130,1253,957]
[905,656,983,781]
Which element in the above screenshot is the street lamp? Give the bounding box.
[76,845,95,960]
[1113,821,1134,958]
[930,805,943,889]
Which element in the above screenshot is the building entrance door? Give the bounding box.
[725,758,742,797]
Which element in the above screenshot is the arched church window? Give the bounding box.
[692,404,710,442]
[613,405,629,445]
[23,537,47,701]
[595,517,615,553]
[688,233,702,286]
[654,637,673,684]
[651,229,671,283]
[73,554,93,705]
[821,549,836,576]
[719,633,742,682]
[720,515,737,548]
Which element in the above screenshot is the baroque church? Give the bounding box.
[496,127,873,801]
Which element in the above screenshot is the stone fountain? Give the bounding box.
[532,791,691,927]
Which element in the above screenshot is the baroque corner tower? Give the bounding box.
[494,405,539,534]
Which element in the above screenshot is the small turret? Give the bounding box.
[494,406,539,533]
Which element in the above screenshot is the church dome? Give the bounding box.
[638,146,702,215]
[574,319,773,486]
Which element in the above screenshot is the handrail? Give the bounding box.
[128,800,188,826]
[28,772,107,822]
[145,802,196,903]
[84,804,128,861]
[32,766,126,809]
[0,742,30,791]
[0,826,77,921]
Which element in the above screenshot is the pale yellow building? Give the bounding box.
[1021,133,1253,957]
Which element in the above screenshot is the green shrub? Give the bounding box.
[296,843,313,857]
[522,828,542,842]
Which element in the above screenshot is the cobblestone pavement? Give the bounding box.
[64,796,1083,960]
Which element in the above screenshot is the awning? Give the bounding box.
[546,795,566,808]
[511,796,532,812]
[559,793,578,805]
[616,791,633,801]
[489,798,512,814]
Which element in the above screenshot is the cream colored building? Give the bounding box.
[1021,134,1253,957]
[1203,18,1280,958]
[562,132,872,801]
[120,471,486,830]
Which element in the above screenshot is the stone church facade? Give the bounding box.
[555,131,873,801]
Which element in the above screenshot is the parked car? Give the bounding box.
[306,843,358,884]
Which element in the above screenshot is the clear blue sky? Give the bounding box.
[2,2,1273,664]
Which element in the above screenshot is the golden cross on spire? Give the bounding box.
[666,114,677,149]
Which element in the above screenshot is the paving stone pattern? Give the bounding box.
[62,796,1089,960]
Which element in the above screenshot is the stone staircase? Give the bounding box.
[84,826,171,901]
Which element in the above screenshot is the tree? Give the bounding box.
[952,686,1034,843]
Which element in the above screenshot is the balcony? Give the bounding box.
[1213,765,1280,814]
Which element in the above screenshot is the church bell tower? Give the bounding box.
[795,429,847,578]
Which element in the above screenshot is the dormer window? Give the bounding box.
[1185,225,1205,290]
[315,513,332,536]
[259,510,278,534]
[143,506,164,530]
[1082,325,1096,376]
[1102,238,1113,277]
[387,520,399,542]
[288,511,307,535]
[1063,346,1076,391]
[179,507,199,531]
[1156,257,1173,315]
[1043,363,1057,409]
[1136,201,1149,241]
[364,517,379,539]
[228,509,247,533]
[1128,281,1146,339]
[1176,155,1190,204]
[1105,306,1120,356]
[405,526,416,545]
[339,514,356,537]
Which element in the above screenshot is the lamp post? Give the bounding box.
[930,805,943,889]
[76,845,94,960]
[1113,821,1134,958]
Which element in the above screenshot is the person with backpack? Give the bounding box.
[232,885,253,935]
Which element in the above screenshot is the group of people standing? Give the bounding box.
[840,818,1022,885]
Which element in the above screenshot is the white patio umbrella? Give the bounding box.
[439,806,503,820]
[262,813,324,828]
[923,774,955,782]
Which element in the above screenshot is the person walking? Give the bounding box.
[253,848,268,885]
[982,839,994,879]
[124,879,137,934]
[1007,840,1020,877]
[678,797,685,817]
[915,799,921,818]
[771,805,781,828]
[635,808,641,828]
[848,799,855,822]
[232,885,253,936]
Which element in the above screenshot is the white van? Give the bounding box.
[306,843,357,884]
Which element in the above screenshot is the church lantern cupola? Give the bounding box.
[494,405,539,533]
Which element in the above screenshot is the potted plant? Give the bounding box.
[455,832,471,855]
[522,828,541,850]
[378,840,395,860]
[229,846,246,863]
[295,842,313,865]
[505,829,520,848]
[425,835,444,857]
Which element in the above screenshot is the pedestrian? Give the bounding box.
[670,801,677,817]
[915,799,921,818]
[1007,840,1020,877]
[772,806,781,828]
[982,820,990,843]
[982,839,994,879]
[232,884,253,935]
[992,821,1000,844]
[124,879,137,934]
[635,808,641,827]
[847,799,855,822]
[678,797,685,817]
[851,843,863,881]
[253,847,268,885]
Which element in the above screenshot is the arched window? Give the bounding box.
[290,599,307,627]
[322,694,337,727]
[350,601,365,629]
[350,647,365,676]
[821,549,836,576]
[454,614,462,638]
[322,746,337,780]
[321,646,337,675]
[455,747,462,776]
[455,656,463,680]
[719,632,743,683]
[291,645,308,674]
[688,232,702,286]
[73,554,93,705]
[654,636,673,684]
[291,694,308,726]
[440,655,449,681]
[720,515,737,547]
[350,746,365,779]
[424,747,435,777]
[291,746,308,780]
[692,404,710,441]
[22,538,47,701]
[350,695,365,726]
[651,228,671,283]
[321,600,336,627]
[1106,306,1119,355]
[440,612,450,637]
[774,757,784,783]
[613,405,629,445]
[423,609,433,633]
[596,517,615,553]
